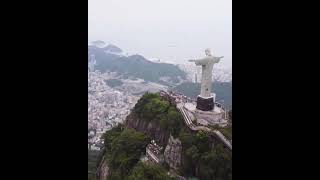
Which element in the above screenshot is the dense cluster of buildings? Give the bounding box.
[88,71,139,150]
[88,69,171,151]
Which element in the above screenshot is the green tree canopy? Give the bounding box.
[179,130,232,179]
[133,92,183,138]
[104,128,150,179]
[128,162,173,180]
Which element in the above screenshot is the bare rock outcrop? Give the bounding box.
[125,113,170,146]
[164,135,182,170]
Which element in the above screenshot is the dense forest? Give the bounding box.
[133,93,183,138]
[128,162,173,180]
[102,125,172,180]
[179,130,232,180]
[100,93,232,180]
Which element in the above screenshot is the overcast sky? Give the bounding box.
[89,0,232,68]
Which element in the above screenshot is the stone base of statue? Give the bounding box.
[196,95,214,111]
[184,102,228,127]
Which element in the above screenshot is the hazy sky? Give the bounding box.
[89,0,232,68]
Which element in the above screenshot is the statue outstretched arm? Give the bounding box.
[213,56,224,63]
[189,57,209,65]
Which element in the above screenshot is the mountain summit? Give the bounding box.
[102,44,122,53]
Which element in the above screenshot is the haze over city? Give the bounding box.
[89,0,232,68]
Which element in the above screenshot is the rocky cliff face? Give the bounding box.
[125,113,170,146]
[96,151,109,180]
[97,158,109,180]
[164,135,182,170]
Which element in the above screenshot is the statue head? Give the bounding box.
[205,48,212,56]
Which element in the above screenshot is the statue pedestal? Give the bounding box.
[196,95,214,111]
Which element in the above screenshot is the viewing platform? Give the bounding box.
[160,90,232,150]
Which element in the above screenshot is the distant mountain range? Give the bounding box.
[88,41,231,108]
[88,43,187,85]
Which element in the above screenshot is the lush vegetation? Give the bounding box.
[101,93,232,180]
[179,130,232,180]
[219,126,232,140]
[103,126,150,180]
[102,125,175,180]
[132,93,232,179]
[128,162,173,180]
[89,45,186,84]
[105,79,123,87]
[88,174,96,180]
[172,82,232,109]
[208,124,232,141]
[133,93,183,137]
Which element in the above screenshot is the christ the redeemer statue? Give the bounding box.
[189,49,223,111]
